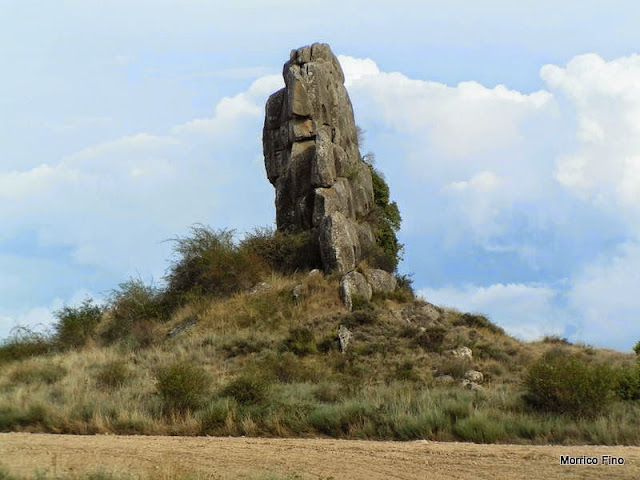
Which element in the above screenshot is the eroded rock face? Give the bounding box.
[364,269,397,294]
[339,271,372,311]
[263,43,375,273]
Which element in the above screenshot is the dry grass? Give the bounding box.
[0,270,639,444]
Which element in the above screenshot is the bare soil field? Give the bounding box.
[1,433,639,479]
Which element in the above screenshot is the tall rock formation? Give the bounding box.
[263,43,376,273]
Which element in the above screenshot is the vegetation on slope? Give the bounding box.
[0,227,639,445]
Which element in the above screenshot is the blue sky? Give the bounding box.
[3,1,640,350]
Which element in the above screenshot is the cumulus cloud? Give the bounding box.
[542,54,640,216]
[565,241,640,350]
[4,50,640,351]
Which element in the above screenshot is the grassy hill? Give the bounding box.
[1,227,639,445]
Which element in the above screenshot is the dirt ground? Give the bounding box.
[1,433,639,479]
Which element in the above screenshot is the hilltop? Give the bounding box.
[1,44,639,447]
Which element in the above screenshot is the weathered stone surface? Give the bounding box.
[391,301,443,325]
[292,284,303,302]
[461,379,484,391]
[319,212,361,273]
[338,324,353,354]
[364,268,397,294]
[339,270,372,311]
[464,370,484,383]
[167,317,197,339]
[449,346,473,360]
[263,43,375,273]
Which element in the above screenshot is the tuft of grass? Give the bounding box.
[281,327,317,356]
[10,363,67,385]
[453,413,508,443]
[156,361,211,413]
[94,361,133,389]
[221,376,269,405]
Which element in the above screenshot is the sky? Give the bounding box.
[3,0,640,351]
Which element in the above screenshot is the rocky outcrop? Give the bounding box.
[263,43,375,274]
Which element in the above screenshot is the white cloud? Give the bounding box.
[338,55,381,86]
[542,53,640,219]
[566,241,640,350]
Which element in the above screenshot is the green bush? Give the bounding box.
[95,361,132,389]
[54,299,104,349]
[156,361,211,412]
[221,375,269,404]
[366,165,403,272]
[281,327,317,356]
[524,352,616,417]
[165,226,266,303]
[102,279,166,345]
[615,365,640,401]
[241,227,321,273]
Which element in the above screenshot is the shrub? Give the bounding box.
[542,335,571,345]
[95,361,132,389]
[615,365,640,401]
[221,375,269,404]
[156,361,211,412]
[414,326,447,352]
[241,227,321,273]
[102,279,166,345]
[165,226,266,303]
[282,327,317,356]
[452,313,504,335]
[633,340,640,356]
[524,352,616,417]
[0,328,53,365]
[54,299,104,349]
[365,165,403,272]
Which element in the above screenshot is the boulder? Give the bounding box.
[339,270,372,311]
[450,346,473,361]
[464,370,484,383]
[364,268,397,294]
[338,324,353,354]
